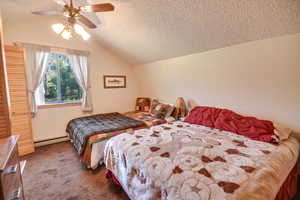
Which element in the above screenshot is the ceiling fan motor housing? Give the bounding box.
[63,6,81,18]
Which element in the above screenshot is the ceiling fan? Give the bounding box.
[32,0,115,40]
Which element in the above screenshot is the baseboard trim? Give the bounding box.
[34,136,70,147]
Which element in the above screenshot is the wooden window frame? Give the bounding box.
[38,102,82,109]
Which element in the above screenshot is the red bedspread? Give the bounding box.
[184,106,276,143]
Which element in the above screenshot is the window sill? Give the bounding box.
[38,102,82,109]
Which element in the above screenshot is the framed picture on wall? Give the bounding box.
[103,75,126,89]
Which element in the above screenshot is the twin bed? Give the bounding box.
[66,111,169,168]
[66,98,174,168]
[66,101,299,200]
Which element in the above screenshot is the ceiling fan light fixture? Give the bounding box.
[52,23,65,34]
[61,29,72,40]
[52,22,90,41]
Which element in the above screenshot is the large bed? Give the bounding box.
[104,106,299,200]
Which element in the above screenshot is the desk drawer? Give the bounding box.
[0,136,25,200]
[6,187,23,200]
[1,145,23,200]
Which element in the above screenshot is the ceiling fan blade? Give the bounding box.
[80,3,114,12]
[53,0,66,6]
[78,15,97,29]
[32,10,64,16]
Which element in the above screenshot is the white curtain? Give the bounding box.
[24,46,50,116]
[68,52,93,112]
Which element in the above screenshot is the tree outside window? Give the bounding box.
[43,53,82,104]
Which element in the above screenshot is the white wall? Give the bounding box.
[134,34,300,132]
[3,17,139,142]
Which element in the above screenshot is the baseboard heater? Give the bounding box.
[34,136,70,147]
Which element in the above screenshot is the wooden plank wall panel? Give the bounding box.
[0,15,10,139]
[0,73,9,138]
[5,45,34,155]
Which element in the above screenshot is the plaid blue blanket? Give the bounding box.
[66,112,146,155]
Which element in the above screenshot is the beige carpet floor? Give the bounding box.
[21,141,300,200]
[21,142,129,200]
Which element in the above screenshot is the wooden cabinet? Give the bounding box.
[0,136,26,200]
[4,46,34,156]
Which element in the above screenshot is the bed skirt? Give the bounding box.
[275,164,298,200]
[106,170,121,186]
[106,164,298,200]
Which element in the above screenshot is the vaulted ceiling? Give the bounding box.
[1,0,300,64]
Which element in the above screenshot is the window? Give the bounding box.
[42,53,83,105]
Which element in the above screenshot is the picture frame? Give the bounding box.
[103,75,126,89]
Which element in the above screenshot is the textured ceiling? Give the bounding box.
[1,0,300,64]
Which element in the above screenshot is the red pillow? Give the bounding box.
[184,106,222,128]
[214,109,275,143]
[184,106,276,143]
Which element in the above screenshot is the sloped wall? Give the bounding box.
[134,34,300,132]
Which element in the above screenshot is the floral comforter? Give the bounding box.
[104,121,299,200]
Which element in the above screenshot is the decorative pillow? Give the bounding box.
[135,97,151,112]
[184,106,221,128]
[151,103,175,119]
[214,109,276,143]
[173,97,188,119]
[149,99,159,114]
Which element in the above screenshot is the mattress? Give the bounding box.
[91,139,108,168]
[104,121,299,200]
